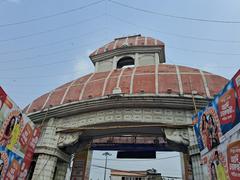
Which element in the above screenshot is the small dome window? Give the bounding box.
[121,43,128,48]
[117,56,135,69]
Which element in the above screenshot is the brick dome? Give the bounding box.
[24,64,228,114]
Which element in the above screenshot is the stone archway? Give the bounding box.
[30,103,204,180]
[25,35,228,180]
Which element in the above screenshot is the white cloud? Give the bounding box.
[73,58,94,78]
[59,52,95,84]
[6,0,21,3]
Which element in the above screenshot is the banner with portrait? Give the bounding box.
[194,106,223,153]
[193,69,240,179]
[215,80,240,135]
[193,113,204,151]
[201,128,240,180]
[233,70,240,110]
[0,86,40,179]
[193,69,240,153]
[0,145,23,179]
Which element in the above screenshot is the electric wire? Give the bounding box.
[108,14,240,44]
[0,28,106,56]
[0,38,105,71]
[0,68,87,80]
[2,38,238,69]
[0,62,235,80]
[0,14,104,43]
[166,56,236,69]
[0,38,106,63]
[0,0,105,28]
[109,0,240,24]
[0,57,80,71]
[167,45,240,56]
[91,164,182,179]
[92,155,179,161]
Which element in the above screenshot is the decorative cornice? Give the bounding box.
[28,95,211,123]
[90,46,165,64]
[35,146,71,162]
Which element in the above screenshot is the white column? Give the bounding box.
[189,149,204,180]
[32,154,57,180]
[112,56,117,69]
[134,53,139,66]
[54,161,69,180]
[95,62,99,72]
[154,52,159,65]
[32,118,58,180]
[188,127,204,179]
[84,150,93,180]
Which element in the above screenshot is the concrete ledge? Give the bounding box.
[90,46,165,63]
[28,95,210,122]
[35,146,71,162]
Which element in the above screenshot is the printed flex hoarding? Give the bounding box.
[233,70,240,120]
[0,86,40,179]
[201,127,240,180]
[193,69,240,180]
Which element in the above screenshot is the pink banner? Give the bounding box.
[0,86,40,179]
[19,128,40,179]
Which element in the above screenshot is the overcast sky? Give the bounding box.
[0,0,239,179]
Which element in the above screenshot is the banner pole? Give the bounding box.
[189,77,198,114]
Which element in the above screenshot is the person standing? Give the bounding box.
[210,162,217,180]
[6,113,22,150]
[215,151,227,180]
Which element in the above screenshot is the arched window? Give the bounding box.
[117,56,134,69]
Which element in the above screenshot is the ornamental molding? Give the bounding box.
[90,46,165,63]
[57,131,82,148]
[35,146,71,162]
[28,95,210,123]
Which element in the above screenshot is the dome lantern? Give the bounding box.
[89,34,166,72]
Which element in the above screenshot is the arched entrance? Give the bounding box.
[29,101,207,180]
[24,35,228,180]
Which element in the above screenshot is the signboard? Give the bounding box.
[193,69,240,180]
[0,86,40,179]
[201,128,240,180]
[233,70,240,110]
[227,140,240,179]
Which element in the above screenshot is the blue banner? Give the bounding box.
[193,69,240,153]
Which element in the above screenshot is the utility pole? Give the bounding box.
[102,152,112,180]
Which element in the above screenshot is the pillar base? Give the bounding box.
[54,160,69,180]
[32,154,57,180]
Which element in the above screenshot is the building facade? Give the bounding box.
[110,169,162,180]
[24,35,228,180]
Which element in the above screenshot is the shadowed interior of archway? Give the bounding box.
[59,122,190,155]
